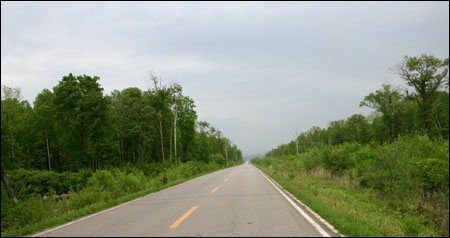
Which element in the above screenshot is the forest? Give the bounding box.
[252,54,449,236]
[1,73,243,236]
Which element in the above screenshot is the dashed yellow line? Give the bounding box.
[169,206,198,229]
[210,186,219,194]
[224,178,229,182]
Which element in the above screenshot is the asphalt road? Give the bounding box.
[31,162,337,237]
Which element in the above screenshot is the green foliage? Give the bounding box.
[6,169,93,199]
[397,54,449,135]
[1,73,243,174]
[266,54,449,159]
[258,54,450,236]
[411,158,449,192]
[253,135,449,237]
[321,143,358,174]
[1,160,236,235]
[1,73,243,236]
[209,153,225,165]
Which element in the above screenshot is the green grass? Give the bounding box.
[254,164,441,237]
[3,179,180,237]
[2,162,243,237]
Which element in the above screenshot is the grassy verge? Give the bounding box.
[253,164,442,237]
[2,161,243,237]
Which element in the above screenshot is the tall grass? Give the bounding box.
[1,160,243,237]
[252,135,449,237]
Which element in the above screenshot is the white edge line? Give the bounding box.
[253,165,331,237]
[31,167,231,237]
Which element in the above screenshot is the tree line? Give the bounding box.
[1,73,243,173]
[253,54,449,236]
[266,54,449,157]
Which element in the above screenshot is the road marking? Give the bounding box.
[254,166,331,237]
[224,178,229,182]
[210,186,219,194]
[31,164,246,237]
[30,170,217,237]
[169,206,198,229]
[230,174,233,176]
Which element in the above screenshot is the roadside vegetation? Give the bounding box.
[2,160,243,237]
[252,54,449,237]
[1,73,243,236]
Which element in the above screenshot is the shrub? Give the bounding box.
[69,188,105,210]
[321,144,356,174]
[300,148,322,171]
[5,169,93,199]
[209,153,225,165]
[86,170,120,198]
[411,158,449,193]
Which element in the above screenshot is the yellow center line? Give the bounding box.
[230,174,233,176]
[210,186,219,194]
[224,178,229,182]
[169,206,198,229]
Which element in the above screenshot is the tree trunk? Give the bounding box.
[434,113,443,138]
[388,123,392,142]
[170,123,173,163]
[1,170,17,204]
[45,128,52,171]
[225,143,228,166]
[159,110,165,162]
[174,109,177,166]
[118,133,122,165]
[140,143,144,170]
[11,133,15,159]
[122,135,125,163]
[81,131,85,154]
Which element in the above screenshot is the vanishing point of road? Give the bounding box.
[31,162,339,237]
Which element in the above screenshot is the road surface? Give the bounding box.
[31,162,337,237]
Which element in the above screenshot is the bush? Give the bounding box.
[321,144,356,174]
[209,153,225,165]
[143,162,165,177]
[411,158,449,192]
[86,170,120,198]
[6,169,93,199]
[1,160,229,235]
[300,148,322,171]
[69,187,106,210]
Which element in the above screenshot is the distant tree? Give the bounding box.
[360,84,403,141]
[396,54,449,135]
[1,86,27,203]
[53,74,107,170]
[33,89,55,171]
[169,83,182,165]
[149,74,171,162]
[177,95,197,162]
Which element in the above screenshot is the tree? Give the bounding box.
[1,86,23,203]
[33,89,55,171]
[1,86,31,169]
[396,54,449,135]
[177,95,197,162]
[169,83,182,165]
[149,74,171,162]
[53,74,108,170]
[1,169,17,204]
[360,84,403,141]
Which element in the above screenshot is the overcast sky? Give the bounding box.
[2,2,449,156]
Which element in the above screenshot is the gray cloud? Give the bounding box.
[2,1,449,156]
